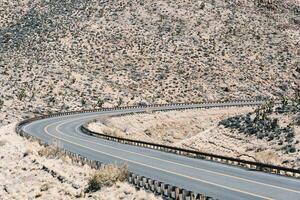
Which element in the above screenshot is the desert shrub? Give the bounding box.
[17,89,27,101]
[81,98,86,107]
[96,99,104,108]
[296,114,300,125]
[86,164,128,193]
[255,0,281,9]
[0,99,3,109]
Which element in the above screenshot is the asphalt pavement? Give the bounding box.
[22,102,300,200]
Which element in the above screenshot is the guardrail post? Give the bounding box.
[154,181,161,195]
[159,182,164,196]
[170,186,177,199]
[138,176,144,188]
[128,173,133,183]
[143,177,149,190]
[185,191,196,200]
[163,184,171,197]
[133,174,138,186]
[148,179,155,192]
[179,189,187,200]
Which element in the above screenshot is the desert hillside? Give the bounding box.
[1,1,299,199]
[0,0,299,125]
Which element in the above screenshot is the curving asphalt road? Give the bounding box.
[21,102,300,200]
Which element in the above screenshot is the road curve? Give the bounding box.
[21,102,300,200]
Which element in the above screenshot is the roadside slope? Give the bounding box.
[19,106,300,200]
[0,123,160,200]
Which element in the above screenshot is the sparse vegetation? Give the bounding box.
[0,99,3,109]
[81,98,86,107]
[17,89,27,101]
[0,0,299,126]
[38,145,64,159]
[38,138,65,158]
[0,124,158,199]
[86,164,128,193]
[255,150,278,165]
[96,99,104,108]
[220,92,300,153]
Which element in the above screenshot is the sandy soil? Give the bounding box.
[0,123,160,200]
[89,107,300,168]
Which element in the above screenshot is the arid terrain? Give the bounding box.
[0,123,160,200]
[88,102,300,168]
[0,0,300,199]
[0,0,299,126]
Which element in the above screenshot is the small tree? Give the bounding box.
[29,92,35,102]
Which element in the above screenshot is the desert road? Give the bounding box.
[21,102,300,200]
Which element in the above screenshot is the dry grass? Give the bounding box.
[38,146,64,159]
[86,164,129,193]
[37,138,66,159]
[255,151,280,165]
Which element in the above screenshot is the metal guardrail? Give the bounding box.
[81,125,300,178]
[16,99,298,199]
[128,172,213,200]
[16,118,215,200]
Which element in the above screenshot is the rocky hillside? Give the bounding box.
[0,0,299,125]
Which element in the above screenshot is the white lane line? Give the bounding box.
[42,114,300,194]
[25,113,300,187]
[43,122,272,200]
[69,122,299,194]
